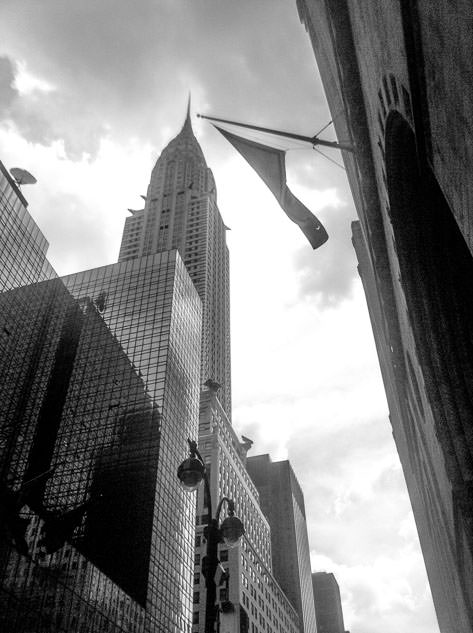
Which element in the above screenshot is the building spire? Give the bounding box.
[181,93,192,132]
[186,93,191,120]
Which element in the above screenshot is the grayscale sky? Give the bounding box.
[0,2,440,632]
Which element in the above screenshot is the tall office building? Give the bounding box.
[0,250,202,632]
[118,106,231,418]
[0,104,313,633]
[1,104,231,633]
[62,251,202,632]
[0,277,156,630]
[128,110,308,633]
[193,388,301,633]
[246,455,317,633]
[0,160,56,290]
[312,572,346,633]
[296,2,473,631]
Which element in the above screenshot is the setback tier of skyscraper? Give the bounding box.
[118,106,231,419]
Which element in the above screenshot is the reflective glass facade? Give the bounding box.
[62,251,202,632]
[0,251,202,632]
[0,160,56,290]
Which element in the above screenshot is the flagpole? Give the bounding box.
[197,113,353,152]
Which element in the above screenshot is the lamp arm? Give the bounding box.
[215,497,234,524]
[203,469,213,522]
[187,438,213,520]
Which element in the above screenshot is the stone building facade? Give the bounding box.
[296,2,473,632]
[193,389,301,633]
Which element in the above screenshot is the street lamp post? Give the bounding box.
[177,439,245,633]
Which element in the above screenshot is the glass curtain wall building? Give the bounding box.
[62,250,202,632]
[0,251,202,633]
[0,160,56,290]
[118,106,231,418]
[0,278,155,631]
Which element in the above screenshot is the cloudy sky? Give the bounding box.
[0,2,440,632]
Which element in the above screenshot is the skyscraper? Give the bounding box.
[246,455,317,633]
[0,251,202,632]
[128,108,315,633]
[312,572,346,633]
[0,278,156,630]
[1,102,316,633]
[0,160,56,290]
[1,104,230,633]
[193,388,301,633]
[118,105,231,418]
[62,250,202,632]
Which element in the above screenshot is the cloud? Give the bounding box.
[0,55,17,114]
[292,203,358,308]
[37,191,105,269]
[292,419,439,633]
[0,0,322,153]
[242,406,439,633]
[0,128,155,276]
[14,96,106,161]
[312,551,439,633]
[0,54,107,160]
[237,373,436,633]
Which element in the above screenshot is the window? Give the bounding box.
[219,588,228,602]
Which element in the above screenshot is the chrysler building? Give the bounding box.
[118,103,231,418]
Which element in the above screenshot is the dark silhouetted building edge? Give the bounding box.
[297,2,473,632]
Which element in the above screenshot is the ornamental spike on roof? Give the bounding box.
[158,95,206,165]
